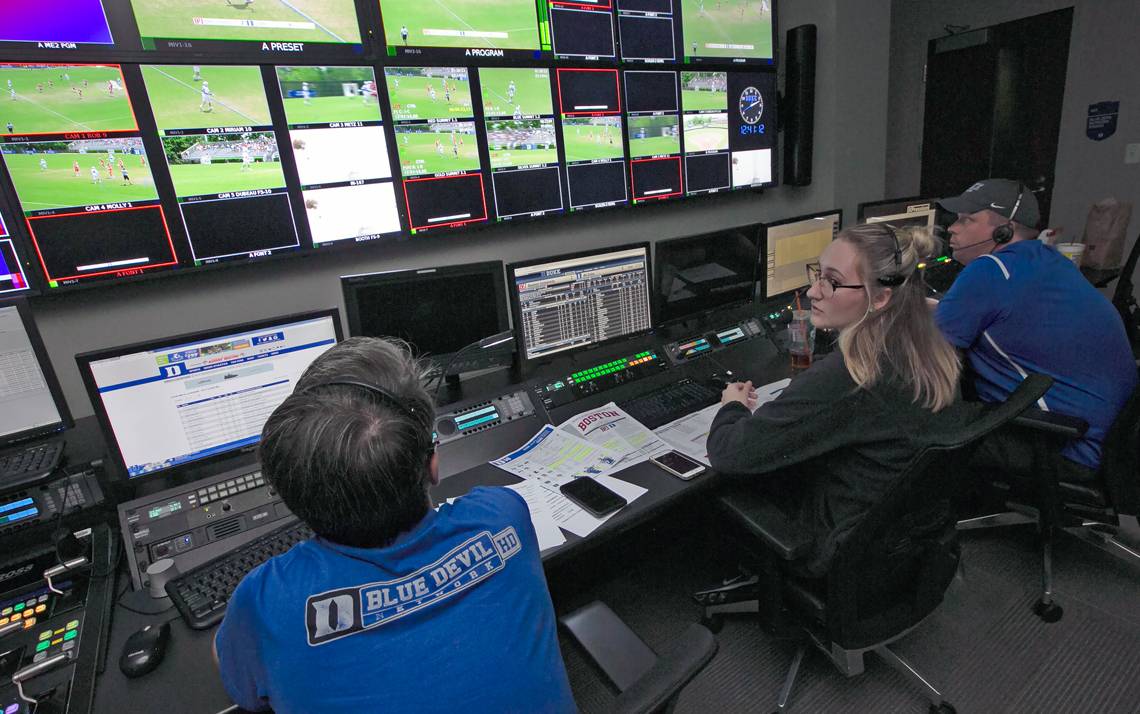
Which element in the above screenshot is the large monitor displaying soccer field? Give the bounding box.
[128,0,364,55]
[0,1,115,49]
[276,66,402,246]
[379,0,545,61]
[0,63,178,290]
[480,68,565,222]
[624,70,682,204]
[681,0,774,64]
[142,64,300,265]
[385,67,488,234]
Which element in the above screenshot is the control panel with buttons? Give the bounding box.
[433,390,536,447]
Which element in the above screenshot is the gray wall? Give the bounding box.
[32,0,895,419]
[887,0,1140,253]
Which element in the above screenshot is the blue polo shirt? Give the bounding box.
[935,239,1136,469]
[215,487,575,714]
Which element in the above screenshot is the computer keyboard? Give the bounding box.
[0,440,65,488]
[166,519,313,629]
[620,378,721,430]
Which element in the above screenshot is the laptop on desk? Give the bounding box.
[0,300,72,494]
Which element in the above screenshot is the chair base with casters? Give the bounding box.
[956,383,1140,623]
[560,600,717,714]
[693,374,1054,713]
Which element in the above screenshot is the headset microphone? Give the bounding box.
[951,235,1001,253]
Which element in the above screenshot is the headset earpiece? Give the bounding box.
[876,224,907,286]
[991,182,1024,246]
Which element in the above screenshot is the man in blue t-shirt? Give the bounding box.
[934,178,1136,481]
[213,337,575,714]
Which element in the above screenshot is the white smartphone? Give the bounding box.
[650,450,706,480]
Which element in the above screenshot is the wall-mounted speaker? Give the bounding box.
[783,24,817,186]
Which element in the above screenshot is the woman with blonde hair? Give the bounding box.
[707,223,966,573]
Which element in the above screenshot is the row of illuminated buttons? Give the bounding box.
[190,473,265,506]
[0,592,48,616]
[32,620,80,663]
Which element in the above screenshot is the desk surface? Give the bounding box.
[80,317,790,714]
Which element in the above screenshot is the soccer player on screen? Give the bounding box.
[193,66,202,81]
[514,105,523,120]
[401,25,409,44]
[5,121,12,133]
[242,148,253,171]
[428,85,436,102]
[73,160,80,177]
[507,80,516,103]
[120,162,131,185]
[39,158,47,171]
[90,166,101,183]
[200,81,214,112]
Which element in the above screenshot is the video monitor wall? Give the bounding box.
[480,68,566,222]
[385,66,489,233]
[617,1,681,63]
[142,64,301,266]
[557,68,628,211]
[0,63,178,290]
[127,0,366,56]
[275,66,402,247]
[624,70,683,204]
[681,0,774,64]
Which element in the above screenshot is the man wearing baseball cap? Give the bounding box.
[933,178,1136,483]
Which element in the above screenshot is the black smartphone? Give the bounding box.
[650,450,706,480]
[559,478,627,518]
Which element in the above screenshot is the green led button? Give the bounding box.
[64,630,77,641]
[39,630,52,642]
[36,640,50,652]
[13,603,24,612]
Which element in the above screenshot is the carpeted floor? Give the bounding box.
[551,501,1140,714]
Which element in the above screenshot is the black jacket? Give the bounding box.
[707,352,974,573]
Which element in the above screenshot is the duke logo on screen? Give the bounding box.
[305,527,522,646]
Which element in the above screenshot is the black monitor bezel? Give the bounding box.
[652,222,761,326]
[75,307,343,482]
[506,241,653,373]
[0,298,73,448]
[857,195,938,226]
[760,208,842,303]
[339,260,511,365]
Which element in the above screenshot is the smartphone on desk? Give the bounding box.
[650,450,706,480]
[560,477,627,518]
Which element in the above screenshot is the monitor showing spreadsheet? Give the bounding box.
[762,210,841,300]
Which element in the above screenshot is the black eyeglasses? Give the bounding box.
[806,263,864,299]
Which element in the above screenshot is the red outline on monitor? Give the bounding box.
[0,63,140,136]
[550,0,613,10]
[0,238,28,291]
[0,211,7,237]
[630,156,683,201]
[27,204,178,283]
[557,68,621,116]
[402,173,489,231]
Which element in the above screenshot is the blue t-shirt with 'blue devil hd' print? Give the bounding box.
[215,487,574,714]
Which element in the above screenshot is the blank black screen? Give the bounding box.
[348,272,504,357]
[655,227,759,323]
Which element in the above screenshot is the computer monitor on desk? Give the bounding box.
[341,261,512,379]
[857,196,939,233]
[654,225,761,327]
[76,309,342,482]
[0,300,71,448]
[761,210,842,303]
[507,244,653,373]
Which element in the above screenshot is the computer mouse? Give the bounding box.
[119,621,171,678]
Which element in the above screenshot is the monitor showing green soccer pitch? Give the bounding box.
[128,0,364,53]
[0,64,137,136]
[379,0,543,60]
[681,0,774,63]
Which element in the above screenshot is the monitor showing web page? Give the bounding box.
[763,210,841,300]
[79,311,340,479]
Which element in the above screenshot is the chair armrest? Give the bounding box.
[718,490,813,561]
[560,601,658,692]
[1012,408,1089,438]
[612,623,718,714]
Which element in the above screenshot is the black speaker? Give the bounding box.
[783,24,817,186]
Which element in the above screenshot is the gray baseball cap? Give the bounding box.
[938,178,1040,228]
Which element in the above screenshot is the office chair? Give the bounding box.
[1107,230,1140,357]
[693,374,1054,713]
[957,373,1140,622]
[561,600,717,714]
